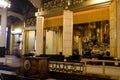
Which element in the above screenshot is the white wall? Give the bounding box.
[46,31,55,54]
[26,31,35,53]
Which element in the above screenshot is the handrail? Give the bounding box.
[81,59,120,63]
[81,58,120,68]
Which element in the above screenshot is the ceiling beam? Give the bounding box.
[29,0,41,9]
[7,11,24,21]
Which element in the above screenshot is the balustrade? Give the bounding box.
[49,61,84,74]
[49,59,120,79]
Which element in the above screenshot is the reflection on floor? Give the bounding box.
[0,73,116,80]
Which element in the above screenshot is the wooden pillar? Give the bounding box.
[60,28,63,53]
[22,22,26,55]
[0,8,7,57]
[56,30,59,54]
[63,10,73,57]
[43,30,46,54]
[10,25,14,54]
[110,0,120,57]
[78,37,82,55]
[53,31,57,54]
[36,12,44,56]
[56,28,63,54]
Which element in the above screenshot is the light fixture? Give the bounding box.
[65,0,71,9]
[11,29,22,34]
[0,0,11,8]
[90,0,111,5]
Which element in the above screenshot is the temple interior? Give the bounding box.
[0,0,120,80]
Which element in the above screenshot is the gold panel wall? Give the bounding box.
[44,7,109,28]
[73,7,109,24]
[44,16,63,28]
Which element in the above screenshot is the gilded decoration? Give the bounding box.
[43,0,87,10]
[25,18,36,27]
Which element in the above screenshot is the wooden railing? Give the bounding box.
[81,59,120,76]
[49,61,84,74]
[49,59,120,79]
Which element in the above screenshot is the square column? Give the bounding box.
[110,0,120,57]
[63,10,73,57]
[36,12,44,56]
[0,8,7,57]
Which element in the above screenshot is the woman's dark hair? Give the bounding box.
[17,41,21,44]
